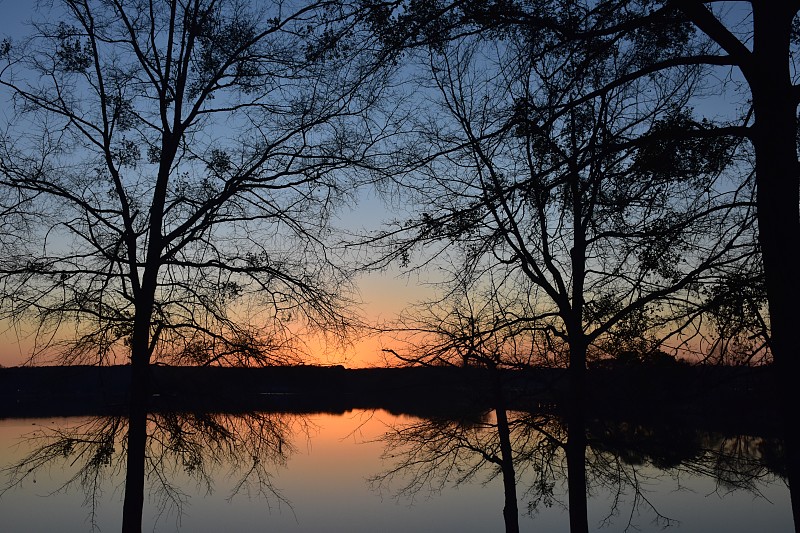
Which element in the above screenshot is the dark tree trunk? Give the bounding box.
[566,394,588,533]
[565,149,590,531]
[748,5,800,530]
[566,400,588,533]
[121,293,155,532]
[749,3,800,397]
[785,430,800,533]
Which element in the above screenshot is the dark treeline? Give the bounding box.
[0,364,781,434]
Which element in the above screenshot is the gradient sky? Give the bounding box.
[0,2,34,366]
[0,2,756,368]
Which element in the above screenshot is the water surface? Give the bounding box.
[0,410,793,532]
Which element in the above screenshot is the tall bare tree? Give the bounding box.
[363,8,757,531]
[0,1,387,370]
[372,11,754,374]
[0,1,388,529]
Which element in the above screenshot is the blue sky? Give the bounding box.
[0,2,34,39]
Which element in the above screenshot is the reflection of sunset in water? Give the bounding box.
[1,411,795,532]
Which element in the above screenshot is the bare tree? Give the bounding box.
[361,12,757,531]
[0,0,388,371]
[0,2,390,529]
[371,10,755,379]
[365,6,800,524]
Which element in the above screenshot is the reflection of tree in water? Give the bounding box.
[1,412,300,529]
[372,410,787,532]
[371,410,562,533]
[587,422,786,530]
[1,416,124,527]
[591,421,784,492]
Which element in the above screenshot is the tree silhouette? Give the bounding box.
[0,1,387,371]
[368,0,755,388]
[360,4,761,530]
[0,1,389,528]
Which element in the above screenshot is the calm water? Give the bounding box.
[0,410,794,532]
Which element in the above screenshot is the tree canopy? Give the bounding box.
[366,0,761,372]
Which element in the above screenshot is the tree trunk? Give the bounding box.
[565,149,589,531]
[748,5,800,530]
[749,2,800,397]
[566,338,589,533]
[121,292,155,532]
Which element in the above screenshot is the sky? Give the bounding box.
[0,2,28,41]
[0,2,432,368]
[0,2,764,368]
[0,3,35,366]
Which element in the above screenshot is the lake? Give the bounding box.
[0,408,794,532]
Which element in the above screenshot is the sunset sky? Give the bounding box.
[1,5,797,533]
[0,1,758,368]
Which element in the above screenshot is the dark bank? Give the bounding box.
[0,364,781,431]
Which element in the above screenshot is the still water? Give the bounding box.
[0,410,793,532]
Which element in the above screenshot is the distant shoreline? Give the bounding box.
[0,364,780,434]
